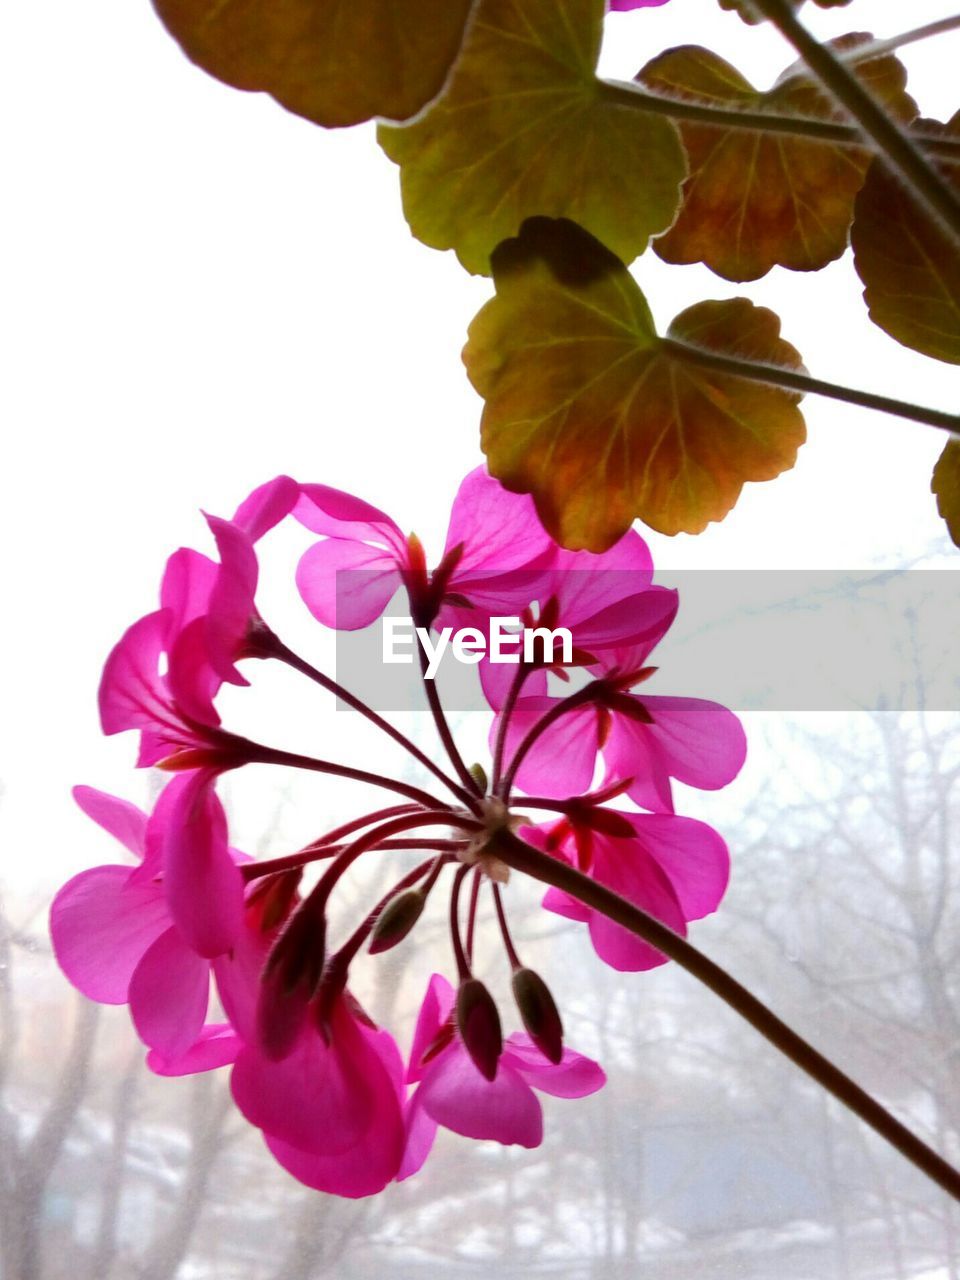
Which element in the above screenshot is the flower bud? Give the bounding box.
[368,889,426,955]
[246,868,303,934]
[455,978,503,1081]
[511,967,564,1065]
[469,762,489,794]
[256,967,309,1062]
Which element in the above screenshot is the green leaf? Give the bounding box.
[464,217,807,550]
[932,440,960,548]
[151,0,475,128]
[851,112,960,365]
[378,0,686,275]
[639,38,917,282]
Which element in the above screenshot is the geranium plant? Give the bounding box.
[48,0,960,1211]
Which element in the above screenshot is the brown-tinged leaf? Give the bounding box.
[639,37,917,281]
[932,440,960,548]
[719,0,852,24]
[378,0,685,275]
[464,217,807,550]
[151,0,475,128]
[851,112,960,365]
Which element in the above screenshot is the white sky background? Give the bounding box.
[1,0,959,895]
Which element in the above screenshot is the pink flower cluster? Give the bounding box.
[51,470,744,1196]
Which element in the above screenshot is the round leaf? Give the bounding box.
[465,217,807,550]
[151,0,475,128]
[639,38,917,281]
[851,112,960,365]
[378,0,685,275]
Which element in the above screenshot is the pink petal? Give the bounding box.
[296,538,402,630]
[205,514,258,685]
[160,548,217,641]
[585,838,687,971]
[264,1084,405,1199]
[295,484,405,554]
[498,697,599,798]
[577,586,677,654]
[232,475,299,542]
[444,468,554,581]
[162,772,243,958]
[398,1091,438,1181]
[518,827,590,924]
[72,786,147,859]
[602,714,673,812]
[548,529,654,624]
[129,925,210,1056]
[50,865,169,1003]
[213,918,272,1045]
[231,999,387,1155]
[478,645,549,713]
[98,611,183,745]
[407,973,455,1083]
[606,696,747,812]
[147,1023,242,1076]
[166,617,223,729]
[504,1037,607,1099]
[608,0,670,8]
[541,885,590,923]
[417,1044,543,1147]
[628,813,730,920]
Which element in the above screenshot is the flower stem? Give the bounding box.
[263,633,477,809]
[449,864,473,981]
[247,742,446,809]
[465,867,482,964]
[600,80,960,161]
[750,0,960,248]
[492,663,536,794]
[491,883,522,970]
[496,831,960,1203]
[412,618,484,801]
[242,836,467,882]
[664,339,960,435]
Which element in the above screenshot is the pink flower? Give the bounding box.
[100,475,297,757]
[295,466,554,630]
[495,640,747,810]
[53,470,746,1197]
[523,810,729,970]
[50,786,242,1066]
[469,529,670,710]
[231,991,406,1198]
[400,975,605,1177]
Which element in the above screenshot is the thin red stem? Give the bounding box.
[449,864,472,982]
[312,812,477,910]
[492,663,535,794]
[465,867,482,965]
[491,883,522,971]
[242,837,467,882]
[412,611,484,801]
[247,742,446,809]
[265,634,477,808]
